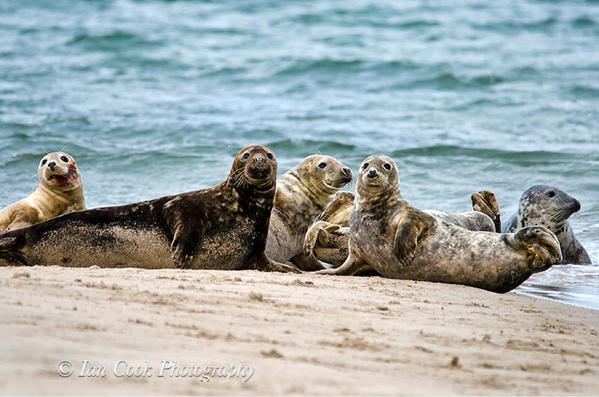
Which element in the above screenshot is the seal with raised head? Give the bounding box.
[304,188,500,267]
[265,155,352,271]
[0,152,85,233]
[317,155,562,293]
[0,145,296,272]
[503,185,591,264]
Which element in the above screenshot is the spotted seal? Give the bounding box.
[304,188,500,267]
[0,145,296,272]
[316,155,562,293]
[0,152,85,233]
[503,185,591,264]
[265,155,352,271]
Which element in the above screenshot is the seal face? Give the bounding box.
[317,155,562,293]
[265,155,352,271]
[0,152,85,233]
[503,185,591,264]
[0,145,296,272]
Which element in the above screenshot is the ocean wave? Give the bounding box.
[66,31,161,51]
[390,145,580,161]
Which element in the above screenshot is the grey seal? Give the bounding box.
[0,152,85,233]
[503,185,591,264]
[265,155,352,271]
[316,155,562,293]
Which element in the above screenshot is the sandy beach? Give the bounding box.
[1,266,598,395]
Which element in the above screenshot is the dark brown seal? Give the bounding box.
[0,145,295,272]
[317,155,562,293]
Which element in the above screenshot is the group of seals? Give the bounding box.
[0,152,85,233]
[315,156,563,293]
[0,145,294,272]
[0,146,591,292]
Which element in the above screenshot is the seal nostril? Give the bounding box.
[368,169,377,178]
[572,200,581,212]
[48,162,56,171]
[343,167,351,176]
[254,156,264,165]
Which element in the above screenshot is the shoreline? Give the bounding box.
[1,266,598,395]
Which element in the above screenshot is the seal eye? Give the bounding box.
[362,163,369,170]
[242,153,250,160]
[383,163,391,170]
[318,162,327,169]
[60,156,69,163]
[267,153,273,160]
[547,191,555,198]
[41,159,47,166]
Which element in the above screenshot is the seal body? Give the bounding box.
[0,152,85,233]
[0,145,294,272]
[265,155,352,271]
[503,185,591,264]
[317,156,562,293]
[304,190,497,267]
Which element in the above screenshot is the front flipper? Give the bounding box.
[393,209,436,265]
[164,200,204,269]
[471,190,501,232]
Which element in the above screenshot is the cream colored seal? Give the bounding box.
[316,155,562,293]
[0,152,85,233]
[265,155,352,271]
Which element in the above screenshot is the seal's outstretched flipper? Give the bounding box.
[512,226,562,271]
[471,190,501,232]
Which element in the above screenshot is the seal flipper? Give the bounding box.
[471,190,501,232]
[393,209,436,265]
[163,199,204,269]
[248,253,301,273]
[0,234,29,266]
[513,226,562,271]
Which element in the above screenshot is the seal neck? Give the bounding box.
[33,185,85,218]
[356,186,404,213]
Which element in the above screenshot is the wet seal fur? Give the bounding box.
[0,145,296,272]
[316,155,562,293]
[0,152,85,233]
[265,155,352,271]
[304,187,499,267]
[503,185,591,264]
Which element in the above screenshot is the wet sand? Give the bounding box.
[1,266,598,395]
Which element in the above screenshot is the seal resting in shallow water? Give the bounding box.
[0,145,296,272]
[265,155,352,271]
[316,155,562,293]
[503,185,591,264]
[0,152,85,233]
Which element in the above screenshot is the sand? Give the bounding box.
[0,266,598,396]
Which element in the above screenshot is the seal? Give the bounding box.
[317,155,562,293]
[0,145,296,272]
[503,185,591,264]
[304,189,500,267]
[0,152,85,233]
[265,155,352,271]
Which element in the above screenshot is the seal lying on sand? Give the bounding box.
[304,188,500,267]
[0,145,296,272]
[0,152,85,233]
[316,155,561,293]
[265,155,352,271]
[503,185,591,264]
